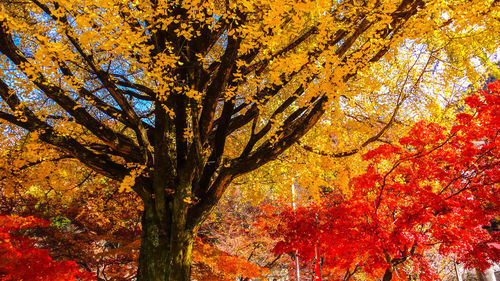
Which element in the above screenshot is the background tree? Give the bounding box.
[0,0,498,280]
[0,132,142,280]
[267,81,500,281]
[0,214,95,281]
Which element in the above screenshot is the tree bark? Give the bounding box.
[476,267,488,281]
[137,201,169,281]
[136,183,197,281]
[167,229,194,281]
[167,182,195,281]
[382,267,393,281]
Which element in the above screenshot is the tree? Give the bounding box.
[0,214,95,281]
[267,81,500,280]
[0,134,142,280]
[0,0,498,280]
[0,134,267,281]
[198,188,288,279]
[191,238,267,281]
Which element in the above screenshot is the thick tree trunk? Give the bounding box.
[136,186,197,281]
[167,228,194,281]
[137,202,170,281]
[136,206,196,281]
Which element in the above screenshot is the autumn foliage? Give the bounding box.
[0,214,94,281]
[0,0,499,279]
[267,81,500,280]
[192,238,267,281]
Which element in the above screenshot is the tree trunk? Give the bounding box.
[167,196,195,281]
[137,201,170,281]
[382,267,393,281]
[476,267,488,281]
[136,184,197,281]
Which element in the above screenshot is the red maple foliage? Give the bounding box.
[267,81,500,280]
[0,214,95,281]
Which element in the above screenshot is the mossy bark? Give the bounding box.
[136,181,197,281]
[137,202,170,281]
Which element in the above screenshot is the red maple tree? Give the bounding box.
[267,81,500,280]
[0,214,95,281]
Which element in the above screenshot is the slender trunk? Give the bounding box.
[476,267,487,281]
[382,267,393,281]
